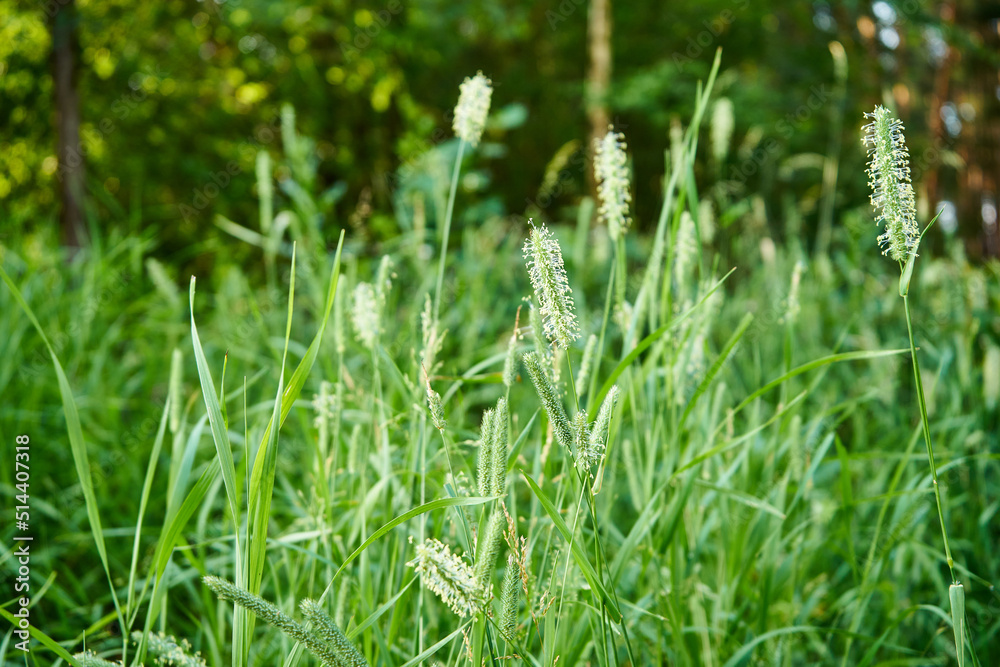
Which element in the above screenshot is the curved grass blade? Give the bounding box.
[0,606,80,665]
[678,312,753,429]
[0,266,125,633]
[590,267,736,414]
[126,394,171,626]
[729,348,908,419]
[327,495,495,587]
[519,470,622,619]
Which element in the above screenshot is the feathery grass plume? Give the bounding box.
[202,576,342,667]
[313,380,333,444]
[74,652,122,667]
[575,333,598,391]
[522,350,574,452]
[299,599,369,667]
[477,406,497,496]
[426,381,446,431]
[523,220,578,349]
[862,105,919,261]
[135,631,207,667]
[407,538,483,617]
[374,255,394,305]
[673,210,698,289]
[168,347,183,434]
[585,385,619,471]
[489,396,509,496]
[984,343,1000,411]
[502,307,522,388]
[420,294,446,382]
[474,509,505,591]
[501,554,520,641]
[526,298,550,365]
[711,97,734,165]
[781,260,806,324]
[698,199,716,245]
[453,71,492,146]
[571,410,591,470]
[594,128,632,240]
[351,282,379,350]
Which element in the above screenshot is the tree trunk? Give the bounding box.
[50,0,86,249]
[586,0,611,197]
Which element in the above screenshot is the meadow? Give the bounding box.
[2,56,1000,667]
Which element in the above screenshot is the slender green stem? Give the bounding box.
[902,292,955,580]
[433,139,467,324]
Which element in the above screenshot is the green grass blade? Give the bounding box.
[679,312,753,429]
[189,277,240,527]
[327,496,495,587]
[590,267,736,414]
[126,394,171,626]
[0,606,80,665]
[729,349,909,418]
[0,265,125,631]
[519,470,622,619]
[399,620,472,667]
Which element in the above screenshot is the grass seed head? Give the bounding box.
[501,554,520,641]
[522,350,574,451]
[299,599,369,667]
[862,105,919,262]
[523,221,578,350]
[453,71,492,146]
[594,128,632,240]
[351,282,380,350]
[407,538,483,618]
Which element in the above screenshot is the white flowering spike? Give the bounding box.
[594,128,632,240]
[862,106,919,262]
[453,71,492,147]
[407,538,483,617]
[523,220,578,349]
[426,383,445,431]
[351,282,379,350]
[711,97,734,164]
[581,385,619,471]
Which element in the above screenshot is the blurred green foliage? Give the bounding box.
[3,0,997,262]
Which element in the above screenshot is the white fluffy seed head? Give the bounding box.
[523,220,578,350]
[453,71,493,147]
[351,282,379,350]
[862,105,919,262]
[408,538,483,617]
[594,128,632,240]
[711,97,735,164]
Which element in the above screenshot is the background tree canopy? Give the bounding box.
[3,0,998,264]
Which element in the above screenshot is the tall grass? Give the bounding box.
[2,55,999,667]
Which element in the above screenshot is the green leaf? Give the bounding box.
[189,276,241,527]
[0,265,125,630]
[590,267,736,414]
[519,470,622,619]
[679,311,753,428]
[327,495,496,588]
[899,208,941,297]
[0,606,81,665]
